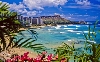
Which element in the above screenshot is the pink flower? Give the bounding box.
[24,52,29,56]
[27,58,33,62]
[60,58,67,62]
[34,58,42,62]
[42,51,47,55]
[6,51,58,62]
[47,54,53,61]
[6,59,11,62]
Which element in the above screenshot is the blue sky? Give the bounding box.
[1,0,100,21]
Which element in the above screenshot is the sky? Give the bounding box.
[0,0,100,21]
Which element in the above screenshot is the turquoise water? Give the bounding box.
[34,24,100,44]
[14,24,100,62]
[15,24,100,52]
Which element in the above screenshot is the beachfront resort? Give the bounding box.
[17,15,74,27]
[0,1,100,62]
[17,15,87,27]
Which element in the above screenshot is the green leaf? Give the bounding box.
[28,44,43,46]
[12,38,24,48]
[6,37,14,49]
[88,25,91,39]
[22,40,35,47]
[17,38,32,47]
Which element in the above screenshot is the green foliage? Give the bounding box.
[0,2,9,11]
[54,43,75,62]
[0,2,21,51]
[54,21,100,62]
[12,37,45,52]
[14,20,20,24]
[82,21,100,62]
[14,29,45,52]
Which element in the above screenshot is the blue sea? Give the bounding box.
[15,23,100,49]
[14,22,100,62]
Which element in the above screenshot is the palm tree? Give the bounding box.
[0,2,21,51]
[0,2,45,53]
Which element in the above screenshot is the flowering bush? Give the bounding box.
[6,51,68,62]
[6,51,54,62]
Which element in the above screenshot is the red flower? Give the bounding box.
[60,58,67,62]
[6,59,11,62]
[47,54,53,61]
[42,51,47,55]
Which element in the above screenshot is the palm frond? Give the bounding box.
[88,25,91,39]
[12,38,24,48]
[17,38,33,47]
[6,37,14,49]
[22,40,35,47]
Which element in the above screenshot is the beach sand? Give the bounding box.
[0,47,38,60]
[0,34,38,60]
[0,26,85,61]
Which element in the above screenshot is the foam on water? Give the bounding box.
[67,30,82,33]
[16,24,100,53]
[68,24,76,26]
[55,27,60,29]
[55,25,61,29]
[87,40,96,43]
[64,28,78,29]
[83,31,92,33]
[48,29,54,32]
[89,41,96,43]
[37,28,41,29]
[64,25,67,27]
[57,25,61,27]
[67,30,74,32]
[76,33,81,34]
[60,32,65,34]
[76,25,81,27]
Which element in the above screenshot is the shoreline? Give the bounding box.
[20,24,91,30]
[0,47,38,60]
[0,24,96,60]
[0,25,95,62]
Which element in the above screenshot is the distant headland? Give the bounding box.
[17,15,86,27]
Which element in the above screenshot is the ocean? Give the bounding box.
[15,24,100,54]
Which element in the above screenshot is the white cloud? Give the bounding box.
[22,9,28,14]
[27,11,37,17]
[83,15,89,16]
[9,2,31,16]
[9,3,25,10]
[5,0,67,16]
[23,0,68,10]
[0,1,9,4]
[64,5,93,9]
[8,2,38,16]
[23,0,43,10]
[54,13,60,15]
[75,0,90,5]
[67,17,72,18]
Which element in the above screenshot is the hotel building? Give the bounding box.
[17,15,68,26]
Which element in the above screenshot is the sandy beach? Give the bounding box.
[0,25,85,61]
[0,47,38,60]
[0,29,38,60]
